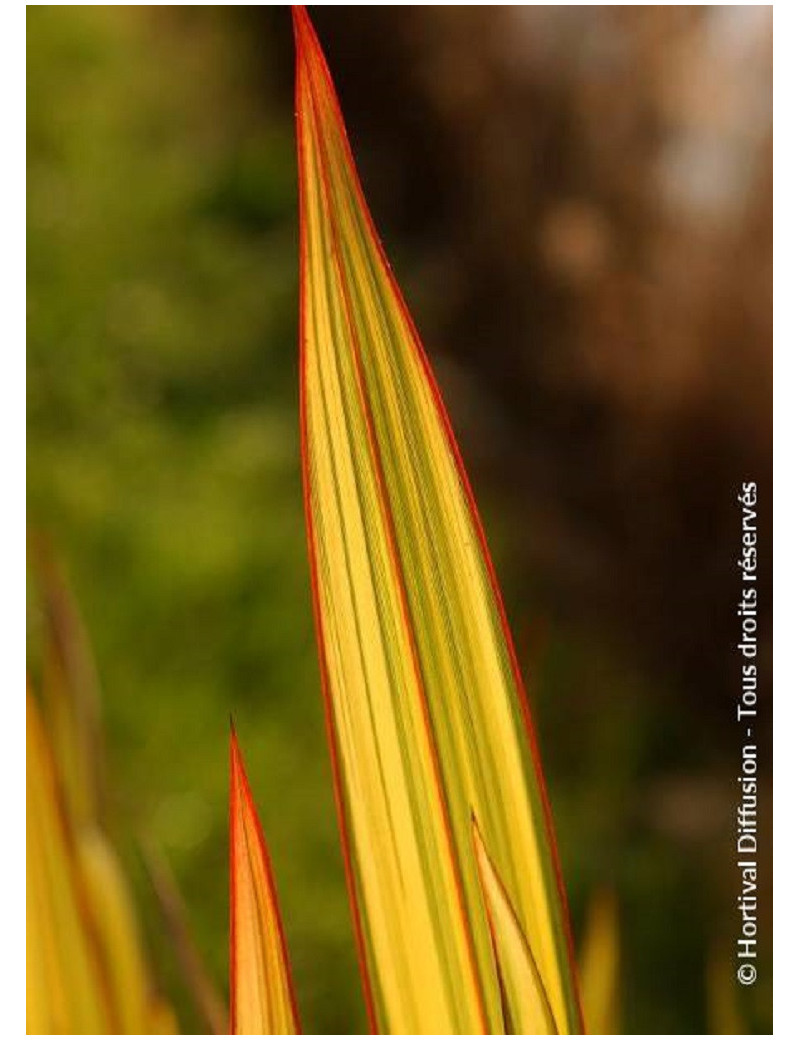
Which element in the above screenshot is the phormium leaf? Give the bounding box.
[294,5,582,1034]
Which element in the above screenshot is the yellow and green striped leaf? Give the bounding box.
[294,6,583,1033]
[229,729,301,1035]
[472,818,558,1035]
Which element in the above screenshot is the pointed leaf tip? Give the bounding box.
[229,732,300,1035]
[472,819,559,1035]
[291,5,317,61]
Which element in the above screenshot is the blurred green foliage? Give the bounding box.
[28,6,362,1032]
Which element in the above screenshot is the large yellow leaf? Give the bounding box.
[294,6,583,1033]
[229,729,301,1035]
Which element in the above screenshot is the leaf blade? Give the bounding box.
[229,729,301,1035]
[28,552,175,1034]
[142,839,228,1035]
[579,890,621,1035]
[30,533,104,829]
[294,6,582,1033]
[26,689,115,1034]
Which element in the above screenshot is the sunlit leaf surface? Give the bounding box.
[294,6,582,1032]
[473,818,558,1035]
[229,729,301,1035]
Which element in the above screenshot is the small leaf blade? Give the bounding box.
[143,839,227,1035]
[229,729,301,1035]
[579,889,621,1035]
[707,942,746,1035]
[472,818,558,1035]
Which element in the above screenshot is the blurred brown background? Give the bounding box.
[29,6,772,1033]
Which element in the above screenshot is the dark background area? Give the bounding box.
[28,6,772,1033]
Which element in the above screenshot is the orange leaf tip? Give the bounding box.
[229,730,300,1035]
